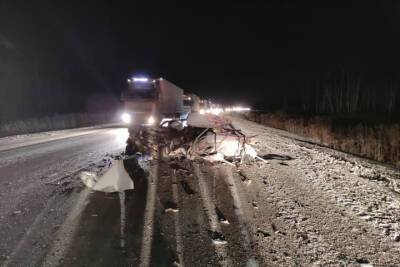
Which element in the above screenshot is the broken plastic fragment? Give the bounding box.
[208,230,228,245]
[80,160,134,192]
[164,201,179,213]
[187,113,231,128]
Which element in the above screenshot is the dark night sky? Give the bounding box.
[1,1,400,121]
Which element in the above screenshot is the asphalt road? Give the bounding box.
[0,119,400,266]
[0,127,129,266]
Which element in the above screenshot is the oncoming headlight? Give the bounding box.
[147,116,155,125]
[121,113,131,124]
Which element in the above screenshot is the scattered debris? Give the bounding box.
[355,258,370,264]
[393,232,400,242]
[238,170,248,181]
[168,147,187,159]
[215,207,230,225]
[180,181,196,195]
[256,229,271,238]
[208,230,227,245]
[126,113,265,167]
[12,210,22,215]
[169,162,190,172]
[238,170,253,185]
[187,113,231,129]
[261,154,294,161]
[80,160,134,192]
[164,201,179,213]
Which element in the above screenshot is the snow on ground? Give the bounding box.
[231,116,400,265]
[0,127,128,265]
[0,123,121,152]
[1,116,399,266]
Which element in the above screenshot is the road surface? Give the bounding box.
[0,118,399,266]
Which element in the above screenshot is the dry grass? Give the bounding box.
[247,112,400,167]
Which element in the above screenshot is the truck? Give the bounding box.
[182,93,201,118]
[121,77,184,127]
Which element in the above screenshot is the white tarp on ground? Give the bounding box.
[80,160,134,192]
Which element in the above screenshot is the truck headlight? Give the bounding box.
[147,116,155,125]
[121,113,131,124]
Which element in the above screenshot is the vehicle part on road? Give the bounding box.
[80,160,134,192]
[186,112,231,129]
[125,114,264,167]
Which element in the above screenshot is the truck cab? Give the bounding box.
[121,77,184,127]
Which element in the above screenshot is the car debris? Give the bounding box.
[180,180,196,195]
[80,160,134,192]
[215,207,230,225]
[12,210,22,215]
[81,114,264,193]
[148,113,266,166]
[208,230,228,245]
[163,201,179,213]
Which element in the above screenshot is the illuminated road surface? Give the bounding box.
[0,127,129,266]
[1,119,400,266]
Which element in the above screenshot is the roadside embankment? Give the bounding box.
[0,112,118,137]
[245,112,400,167]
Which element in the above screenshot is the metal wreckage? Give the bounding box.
[127,112,264,165]
[81,113,264,193]
[81,76,261,192]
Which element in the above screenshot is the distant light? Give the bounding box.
[147,116,155,125]
[229,106,251,112]
[199,109,205,115]
[127,79,131,83]
[188,97,191,101]
[133,77,149,82]
[121,113,131,124]
[210,108,223,115]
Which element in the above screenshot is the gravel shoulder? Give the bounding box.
[231,116,400,266]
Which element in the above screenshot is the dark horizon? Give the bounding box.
[1,1,400,122]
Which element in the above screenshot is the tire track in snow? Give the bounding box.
[171,169,184,266]
[139,160,159,267]
[193,163,232,267]
[219,165,259,267]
